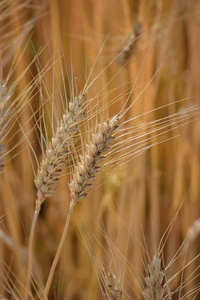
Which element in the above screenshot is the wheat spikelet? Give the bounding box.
[142,253,165,300]
[34,93,84,209]
[0,83,10,174]
[69,114,119,210]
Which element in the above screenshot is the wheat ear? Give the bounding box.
[69,114,119,208]
[142,253,165,300]
[34,93,84,209]
[117,22,142,66]
[0,83,10,175]
[25,94,84,300]
[43,115,119,298]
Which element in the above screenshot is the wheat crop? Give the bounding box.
[0,1,200,300]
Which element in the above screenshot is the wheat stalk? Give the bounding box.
[43,114,119,298]
[25,93,84,300]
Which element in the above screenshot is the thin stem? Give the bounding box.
[25,205,41,300]
[43,201,76,299]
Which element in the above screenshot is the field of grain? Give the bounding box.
[0,1,200,299]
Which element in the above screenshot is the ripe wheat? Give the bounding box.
[0,1,200,300]
[34,93,85,210]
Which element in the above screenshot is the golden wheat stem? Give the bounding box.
[25,208,40,300]
[43,201,76,299]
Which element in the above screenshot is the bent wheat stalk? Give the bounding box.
[25,94,84,300]
[43,115,119,298]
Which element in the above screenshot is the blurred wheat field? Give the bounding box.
[0,0,200,299]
